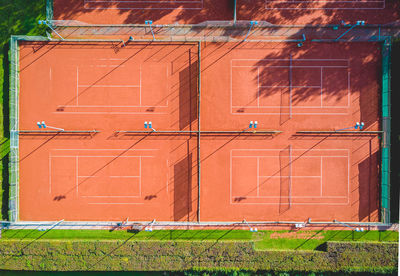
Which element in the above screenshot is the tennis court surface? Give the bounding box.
[17,41,381,222]
[52,0,399,25]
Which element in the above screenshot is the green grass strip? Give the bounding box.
[1,229,397,252]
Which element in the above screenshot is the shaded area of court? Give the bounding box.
[237,0,399,25]
[52,0,399,25]
[53,0,234,25]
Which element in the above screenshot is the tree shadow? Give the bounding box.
[237,0,400,25]
[53,0,234,24]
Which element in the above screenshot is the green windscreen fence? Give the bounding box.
[381,39,391,224]
[9,36,20,222]
[46,0,53,22]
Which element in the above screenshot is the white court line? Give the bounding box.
[58,105,168,108]
[264,0,385,10]
[49,153,153,200]
[76,67,79,105]
[76,155,142,198]
[244,195,347,198]
[232,58,349,61]
[232,65,349,68]
[257,157,259,196]
[230,149,350,205]
[110,176,140,178]
[257,67,260,107]
[53,148,158,151]
[140,64,142,106]
[76,156,79,195]
[320,157,323,196]
[83,0,204,10]
[94,65,126,68]
[232,105,349,108]
[72,62,172,111]
[321,67,323,107]
[233,155,348,158]
[88,202,144,205]
[53,112,169,114]
[231,202,350,205]
[82,195,140,198]
[232,106,349,108]
[78,85,140,88]
[231,112,349,115]
[139,157,142,197]
[259,85,321,88]
[49,67,52,81]
[53,155,154,158]
[49,155,52,194]
[99,58,127,61]
[232,148,348,151]
[231,58,350,116]
[77,176,140,178]
[259,175,321,178]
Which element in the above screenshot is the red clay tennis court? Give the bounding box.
[52,0,399,25]
[17,40,381,223]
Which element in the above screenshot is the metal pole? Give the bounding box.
[233,0,237,25]
[149,24,155,40]
[335,24,358,42]
[197,41,201,222]
[244,22,255,41]
[45,22,64,40]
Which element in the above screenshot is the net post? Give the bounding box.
[380,38,391,224]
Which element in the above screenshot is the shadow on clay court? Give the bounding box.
[357,148,379,222]
[173,153,193,221]
[251,43,381,128]
[57,0,234,25]
[19,133,60,163]
[178,56,198,131]
[236,0,399,25]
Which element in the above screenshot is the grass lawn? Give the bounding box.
[0,0,47,220]
[1,229,397,251]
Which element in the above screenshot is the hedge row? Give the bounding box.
[0,240,397,273]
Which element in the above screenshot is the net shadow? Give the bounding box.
[173,153,193,221]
